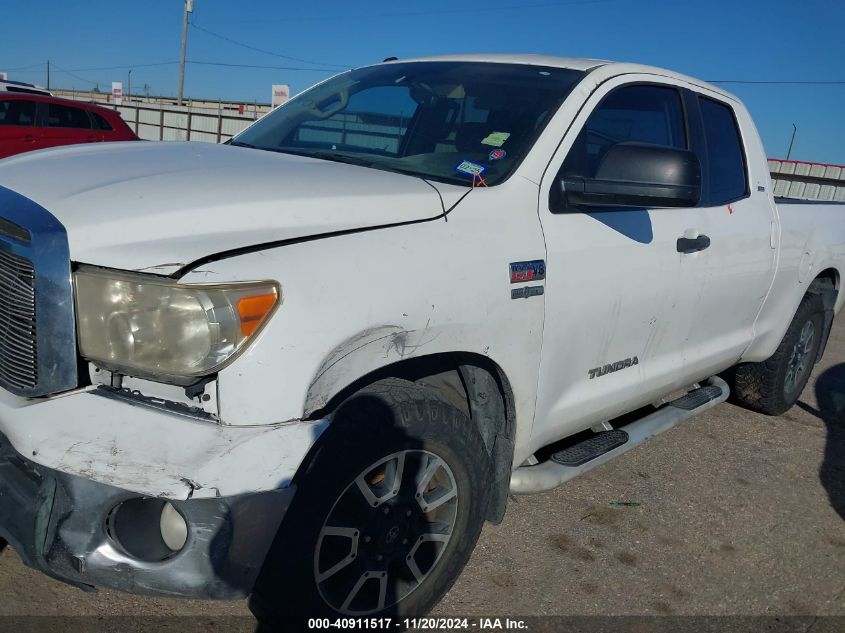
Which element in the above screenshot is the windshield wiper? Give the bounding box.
[227,144,372,168]
[277,149,376,168]
[229,144,469,186]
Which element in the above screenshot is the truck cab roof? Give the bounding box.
[386,53,739,101]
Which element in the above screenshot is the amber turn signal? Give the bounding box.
[237,291,279,337]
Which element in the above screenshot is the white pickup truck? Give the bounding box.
[0,55,843,625]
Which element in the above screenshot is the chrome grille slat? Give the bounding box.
[0,335,36,355]
[0,187,77,398]
[0,328,37,354]
[0,249,37,390]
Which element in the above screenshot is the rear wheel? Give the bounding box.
[728,292,825,415]
[250,378,491,628]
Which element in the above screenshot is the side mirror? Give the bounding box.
[561,142,701,208]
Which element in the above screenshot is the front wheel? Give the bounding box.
[250,378,492,628]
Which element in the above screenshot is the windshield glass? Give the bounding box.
[232,61,585,186]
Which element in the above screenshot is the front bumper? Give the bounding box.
[0,385,326,500]
[0,385,327,598]
[0,430,294,599]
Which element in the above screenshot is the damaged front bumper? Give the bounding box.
[0,432,292,598]
[0,386,326,598]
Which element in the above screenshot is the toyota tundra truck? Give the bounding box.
[0,55,843,626]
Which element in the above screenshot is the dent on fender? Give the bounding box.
[303,323,453,417]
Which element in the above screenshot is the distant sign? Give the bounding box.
[271,84,290,107]
[0,72,7,81]
[112,81,123,105]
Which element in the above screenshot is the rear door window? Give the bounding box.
[47,103,92,129]
[0,99,36,126]
[562,84,686,179]
[698,96,748,204]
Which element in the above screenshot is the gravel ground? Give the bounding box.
[1,319,843,626]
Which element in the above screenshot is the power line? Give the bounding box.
[207,0,617,24]
[44,65,845,84]
[186,60,341,72]
[50,63,101,86]
[7,59,342,79]
[189,21,349,69]
[4,62,47,72]
[64,61,179,72]
[13,61,845,86]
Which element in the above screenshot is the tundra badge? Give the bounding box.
[589,357,639,379]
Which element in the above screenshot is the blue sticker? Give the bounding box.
[454,160,487,177]
[489,148,507,161]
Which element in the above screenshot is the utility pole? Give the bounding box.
[46,60,50,90]
[127,69,132,102]
[177,0,194,106]
[786,123,797,161]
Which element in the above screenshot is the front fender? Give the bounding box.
[179,179,546,466]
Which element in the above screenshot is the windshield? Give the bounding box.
[232,61,585,187]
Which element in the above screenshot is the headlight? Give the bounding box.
[74,267,280,382]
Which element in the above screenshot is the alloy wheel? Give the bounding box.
[314,450,459,615]
[784,320,816,397]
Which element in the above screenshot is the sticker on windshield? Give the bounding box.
[489,148,507,161]
[481,131,511,147]
[455,160,487,177]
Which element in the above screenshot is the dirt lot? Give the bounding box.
[1,319,843,625]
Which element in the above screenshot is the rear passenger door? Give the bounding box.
[679,91,776,371]
[0,98,38,158]
[40,101,96,149]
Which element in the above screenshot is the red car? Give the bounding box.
[0,93,138,159]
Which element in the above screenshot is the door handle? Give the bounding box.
[677,234,711,254]
[23,134,35,143]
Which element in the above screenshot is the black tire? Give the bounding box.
[728,292,825,415]
[250,378,492,630]
[0,538,6,553]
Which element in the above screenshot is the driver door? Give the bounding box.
[531,79,705,448]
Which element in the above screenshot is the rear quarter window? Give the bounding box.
[89,111,114,131]
[699,96,748,204]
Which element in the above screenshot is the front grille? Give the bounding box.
[0,248,37,390]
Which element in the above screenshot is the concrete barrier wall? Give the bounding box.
[769,159,845,201]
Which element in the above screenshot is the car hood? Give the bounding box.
[0,141,464,274]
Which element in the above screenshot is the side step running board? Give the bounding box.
[509,376,729,495]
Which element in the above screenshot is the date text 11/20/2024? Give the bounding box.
[307,617,529,630]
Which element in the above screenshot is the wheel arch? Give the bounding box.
[305,351,517,525]
[809,268,840,363]
[812,267,840,295]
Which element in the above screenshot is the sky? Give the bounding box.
[2,0,843,164]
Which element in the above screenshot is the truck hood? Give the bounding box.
[0,141,462,274]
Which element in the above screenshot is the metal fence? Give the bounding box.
[55,90,272,144]
[114,103,261,143]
